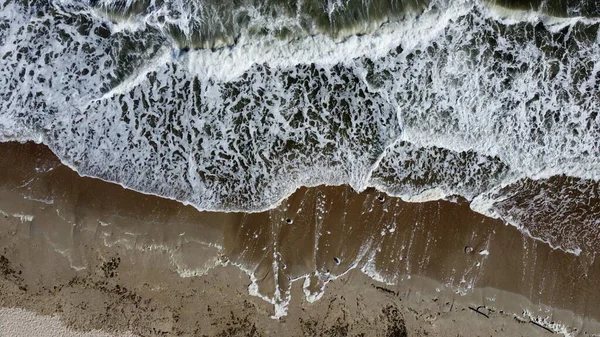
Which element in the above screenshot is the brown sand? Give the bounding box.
[0,308,137,337]
[0,141,598,336]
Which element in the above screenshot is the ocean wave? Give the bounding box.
[1,0,599,254]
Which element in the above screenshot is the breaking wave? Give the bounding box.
[1,0,599,253]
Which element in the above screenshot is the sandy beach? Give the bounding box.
[0,141,597,336]
[0,308,137,337]
[1,0,600,334]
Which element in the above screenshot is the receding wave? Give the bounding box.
[1,0,599,254]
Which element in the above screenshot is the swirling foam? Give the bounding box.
[1,0,599,254]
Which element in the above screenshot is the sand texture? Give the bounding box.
[0,142,598,336]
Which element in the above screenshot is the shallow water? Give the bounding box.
[1,1,599,209]
[0,142,598,335]
[0,0,599,333]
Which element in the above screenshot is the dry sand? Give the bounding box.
[0,308,137,337]
[0,141,598,336]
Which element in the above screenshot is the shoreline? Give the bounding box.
[0,141,598,336]
[25,135,600,258]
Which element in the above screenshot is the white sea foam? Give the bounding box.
[0,0,599,257]
[0,210,35,223]
[180,2,472,82]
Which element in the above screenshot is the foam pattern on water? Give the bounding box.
[1,1,600,252]
[488,176,600,254]
[90,0,428,49]
[47,57,401,210]
[371,141,511,200]
[392,10,600,181]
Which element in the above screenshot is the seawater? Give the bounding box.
[0,0,599,255]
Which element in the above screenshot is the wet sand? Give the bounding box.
[0,141,598,336]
